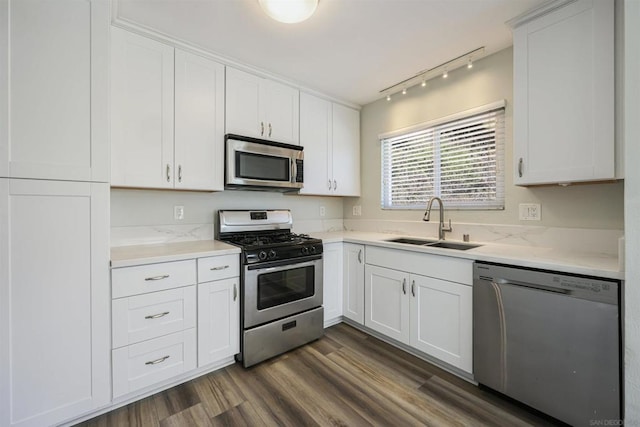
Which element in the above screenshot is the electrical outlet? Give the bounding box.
[519,203,541,221]
[353,205,362,216]
[319,206,326,217]
[174,205,184,220]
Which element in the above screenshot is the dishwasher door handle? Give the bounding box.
[493,278,570,295]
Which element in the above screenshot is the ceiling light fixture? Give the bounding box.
[378,46,485,102]
[259,0,319,24]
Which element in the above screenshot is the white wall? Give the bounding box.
[345,47,624,230]
[624,0,640,422]
[111,189,344,233]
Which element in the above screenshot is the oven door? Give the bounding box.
[244,255,323,328]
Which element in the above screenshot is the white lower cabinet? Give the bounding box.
[342,243,365,324]
[322,243,343,326]
[197,277,240,366]
[365,265,410,343]
[110,253,240,400]
[409,274,473,373]
[0,179,110,427]
[112,329,197,399]
[364,246,473,374]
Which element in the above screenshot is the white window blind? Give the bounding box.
[381,104,505,210]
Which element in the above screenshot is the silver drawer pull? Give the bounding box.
[145,355,170,366]
[145,311,170,320]
[145,274,170,281]
[210,265,229,271]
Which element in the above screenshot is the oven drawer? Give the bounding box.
[198,254,239,283]
[112,286,196,348]
[112,260,196,298]
[112,329,197,399]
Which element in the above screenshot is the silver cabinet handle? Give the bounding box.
[333,180,337,190]
[357,249,362,264]
[518,158,523,178]
[166,164,171,182]
[210,265,229,271]
[178,165,182,183]
[145,311,170,319]
[233,283,238,301]
[328,180,332,190]
[145,355,170,365]
[411,280,416,297]
[145,274,169,281]
[268,123,272,137]
[261,121,264,136]
[402,278,407,295]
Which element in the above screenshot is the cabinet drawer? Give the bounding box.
[112,260,196,298]
[198,254,239,283]
[112,286,196,348]
[112,329,196,399]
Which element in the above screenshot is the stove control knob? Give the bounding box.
[310,246,317,254]
[258,251,268,261]
[302,246,310,255]
[268,250,277,260]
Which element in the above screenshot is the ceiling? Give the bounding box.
[116,0,544,106]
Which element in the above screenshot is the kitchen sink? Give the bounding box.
[385,237,439,245]
[385,237,481,250]
[424,241,481,250]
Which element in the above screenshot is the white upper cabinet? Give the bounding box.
[0,0,109,182]
[111,27,174,189]
[512,0,616,185]
[299,93,360,196]
[174,50,225,191]
[225,67,299,145]
[111,28,225,191]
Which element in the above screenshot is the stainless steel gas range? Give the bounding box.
[217,210,324,367]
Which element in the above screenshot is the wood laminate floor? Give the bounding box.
[78,323,560,427]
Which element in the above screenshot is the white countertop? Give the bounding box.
[111,240,241,268]
[312,231,623,280]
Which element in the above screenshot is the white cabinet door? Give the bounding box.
[198,278,240,367]
[261,79,299,145]
[364,265,410,343]
[299,93,331,195]
[0,0,109,182]
[343,243,365,324]
[111,27,174,188]
[0,179,109,427]
[225,67,262,139]
[513,0,614,185]
[409,274,473,373]
[331,104,360,196]
[225,67,299,144]
[322,243,343,326]
[298,93,360,196]
[174,50,225,191]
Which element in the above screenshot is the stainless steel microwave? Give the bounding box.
[225,134,304,192]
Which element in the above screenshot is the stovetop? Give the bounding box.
[217,210,323,264]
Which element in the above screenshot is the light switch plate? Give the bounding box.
[519,203,541,221]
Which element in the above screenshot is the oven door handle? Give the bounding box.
[246,254,322,271]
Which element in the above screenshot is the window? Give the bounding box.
[381,102,505,210]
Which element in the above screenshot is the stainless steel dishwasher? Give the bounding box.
[473,262,621,426]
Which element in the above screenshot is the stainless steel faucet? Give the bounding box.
[423,196,452,240]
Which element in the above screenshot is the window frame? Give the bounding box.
[379,100,506,211]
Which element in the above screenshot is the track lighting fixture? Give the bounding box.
[377,46,485,102]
